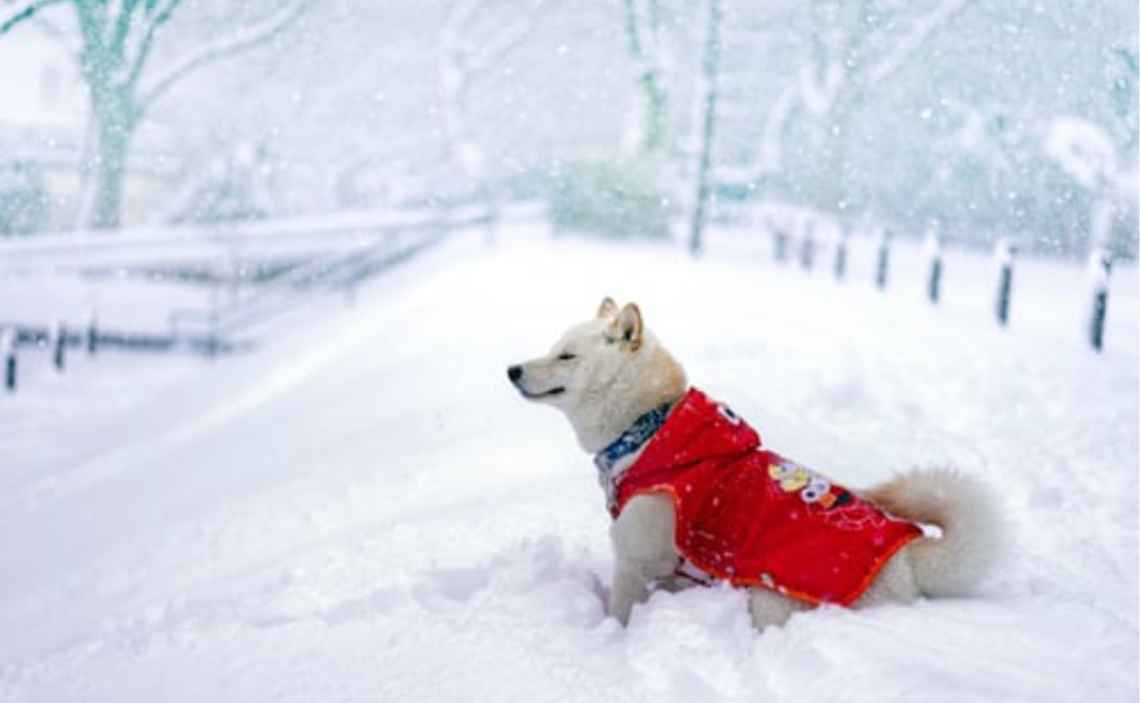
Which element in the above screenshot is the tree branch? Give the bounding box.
[756,82,799,174]
[467,0,552,75]
[125,0,182,88]
[0,0,66,36]
[109,0,141,57]
[622,0,643,58]
[441,0,486,54]
[865,0,975,85]
[139,0,306,109]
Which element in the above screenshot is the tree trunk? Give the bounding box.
[439,57,496,244]
[687,0,721,256]
[88,124,130,229]
[85,94,134,230]
[640,66,667,152]
[806,0,866,220]
[812,90,858,215]
[623,0,668,154]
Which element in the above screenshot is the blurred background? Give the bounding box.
[0,0,1135,257]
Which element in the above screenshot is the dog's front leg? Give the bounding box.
[608,493,678,625]
[609,561,649,625]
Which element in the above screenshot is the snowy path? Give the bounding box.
[1,229,1136,702]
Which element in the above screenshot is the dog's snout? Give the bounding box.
[507,365,523,383]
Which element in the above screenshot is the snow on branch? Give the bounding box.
[138,0,306,109]
[799,60,843,116]
[441,0,484,53]
[865,0,974,85]
[757,83,798,173]
[443,0,551,78]
[1045,117,1117,190]
[467,8,545,74]
[0,0,66,35]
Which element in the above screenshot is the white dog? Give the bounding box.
[508,298,1003,629]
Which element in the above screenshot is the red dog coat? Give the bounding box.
[610,388,923,606]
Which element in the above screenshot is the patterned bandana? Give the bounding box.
[594,401,674,507]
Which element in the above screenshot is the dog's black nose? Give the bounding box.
[507,365,522,382]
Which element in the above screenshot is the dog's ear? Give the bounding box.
[597,297,618,319]
[617,303,643,351]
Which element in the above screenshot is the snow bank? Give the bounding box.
[0,225,1136,701]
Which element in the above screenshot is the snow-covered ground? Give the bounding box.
[1,224,1136,702]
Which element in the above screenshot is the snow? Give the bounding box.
[1,224,1137,702]
[1045,117,1119,191]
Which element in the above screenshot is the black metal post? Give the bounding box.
[774,230,788,262]
[994,239,1014,327]
[87,315,98,355]
[924,226,942,304]
[928,256,942,304]
[800,230,815,270]
[1088,250,1111,352]
[54,321,66,371]
[875,231,891,290]
[3,330,15,392]
[1090,288,1108,351]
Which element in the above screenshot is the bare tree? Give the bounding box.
[759,0,974,217]
[621,0,668,154]
[687,0,720,255]
[1,0,307,230]
[439,0,549,242]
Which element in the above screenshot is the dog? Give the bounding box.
[507,297,1004,630]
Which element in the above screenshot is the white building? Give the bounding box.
[0,27,87,135]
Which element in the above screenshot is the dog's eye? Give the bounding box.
[557,353,576,361]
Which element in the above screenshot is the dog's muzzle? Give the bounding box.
[507,364,564,399]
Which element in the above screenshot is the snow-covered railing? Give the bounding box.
[1,204,497,393]
[0,204,492,273]
[166,223,462,340]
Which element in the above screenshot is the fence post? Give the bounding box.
[2,328,15,392]
[833,227,848,280]
[87,312,98,355]
[875,229,891,290]
[773,228,788,262]
[207,284,220,358]
[994,238,1015,327]
[800,222,815,271]
[54,320,67,371]
[1088,247,1111,352]
[925,228,942,304]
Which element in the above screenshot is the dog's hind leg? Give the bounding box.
[854,551,920,608]
[609,493,679,625]
[747,588,808,630]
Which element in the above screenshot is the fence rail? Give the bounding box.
[0,205,491,272]
[1,205,494,393]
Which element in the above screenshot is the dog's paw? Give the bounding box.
[589,572,610,608]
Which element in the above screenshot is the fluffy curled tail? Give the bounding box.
[865,468,1005,598]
